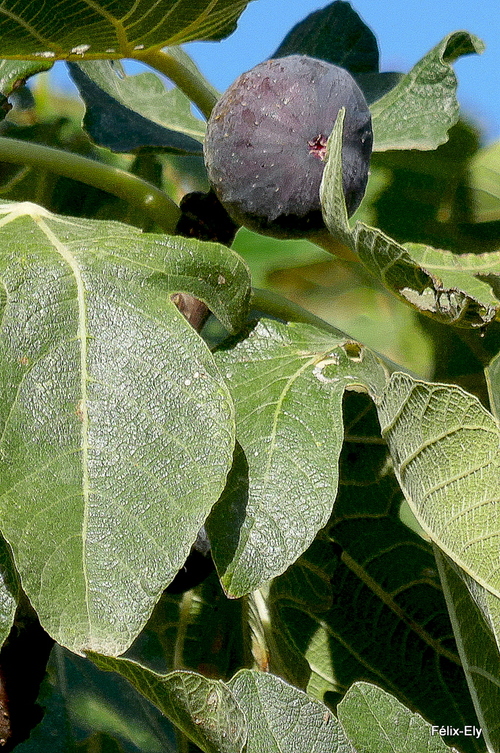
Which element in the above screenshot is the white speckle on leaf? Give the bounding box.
[207,689,219,707]
[313,355,360,385]
[71,44,90,54]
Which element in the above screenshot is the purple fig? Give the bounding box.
[204,55,373,239]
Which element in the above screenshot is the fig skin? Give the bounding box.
[204,55,373,239]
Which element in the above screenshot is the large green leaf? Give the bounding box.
[0,0,252,59]
[320,105,500,328]
[435,549,500,753]
[0,200,251,655]
[338,681,457,753]
[268,392,481,751]
[371,32,485,151]
[210,319,388,597]
[87,654,247,753]
[228,669,354,753]
[376,373,500,601]
[68,61,205,154]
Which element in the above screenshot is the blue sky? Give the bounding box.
[50,0,500,145]
[183,0,500,144]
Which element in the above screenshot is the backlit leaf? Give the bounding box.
[0,0,252,59]
[377,373,500,601]
[268,392,480,748]
[371,32,485,151]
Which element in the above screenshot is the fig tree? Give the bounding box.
[204,55,373,239]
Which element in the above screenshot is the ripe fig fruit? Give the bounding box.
[204,55,373,239]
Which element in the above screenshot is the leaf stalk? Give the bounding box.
[0,136,181,233]
[136,49,218,119]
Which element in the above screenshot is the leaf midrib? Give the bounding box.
[34,215,92,631]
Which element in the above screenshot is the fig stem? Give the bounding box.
[251,287,347,338]
[136,49,218,119]
[0,136,181,232]
[309,228,359,262]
